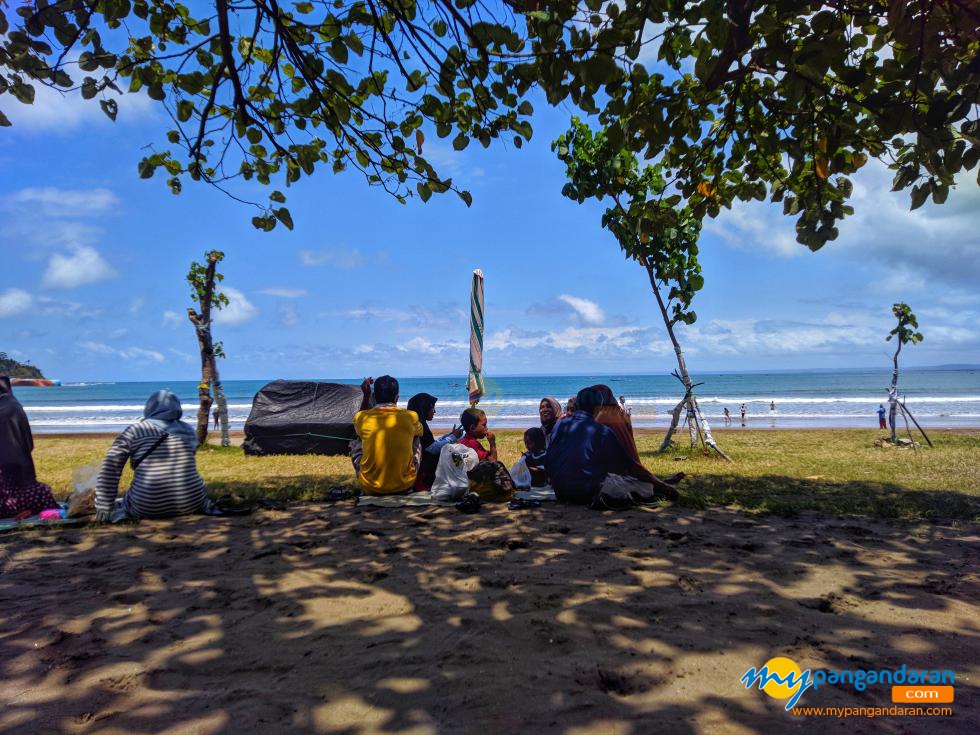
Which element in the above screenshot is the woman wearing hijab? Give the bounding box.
[95,390,211,520]
[589,383,659,485]
[0,376,59,518]
[406,393,462,491]
[538,397,563,445]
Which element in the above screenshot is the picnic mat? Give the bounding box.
[355,487,557,508]
[0,504,89,534]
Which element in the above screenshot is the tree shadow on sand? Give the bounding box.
[1,497,977,734]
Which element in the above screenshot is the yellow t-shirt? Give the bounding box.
[353,407,423,494]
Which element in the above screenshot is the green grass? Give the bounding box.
[32,429,980,523]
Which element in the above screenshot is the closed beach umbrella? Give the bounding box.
[468,269,485,405]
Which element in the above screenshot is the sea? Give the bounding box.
[11,368,980,433]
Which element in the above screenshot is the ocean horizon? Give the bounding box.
[11,367,980,434]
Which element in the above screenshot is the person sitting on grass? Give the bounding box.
[546,386,681,506]
[458,407,516,502]
[538,397,563,446]
[352,375,423,495]
[406,392,463,492]
[458,407,498,461]
[0,376,59,519]
[522,427,549,488]
[95,390,211,521]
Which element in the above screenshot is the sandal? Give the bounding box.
[455,492,482,514]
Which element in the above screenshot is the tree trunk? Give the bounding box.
[645,264,730,461]
[659,398,686,451]
[213,367,230,447]
[187,255,219,448]
[889,339,902,443]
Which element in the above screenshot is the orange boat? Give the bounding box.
[10,378,61,387]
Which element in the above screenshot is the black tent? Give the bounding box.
[243,380,363,456]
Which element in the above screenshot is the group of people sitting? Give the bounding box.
[0,372,680,522]
[351,375,681,508]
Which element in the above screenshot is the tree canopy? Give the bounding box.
[3,1,977,245]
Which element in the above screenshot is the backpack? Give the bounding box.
[466,461,517,502]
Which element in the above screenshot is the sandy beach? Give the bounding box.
[1,500,978,734]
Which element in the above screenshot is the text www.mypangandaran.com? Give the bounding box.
[792,706,953,717]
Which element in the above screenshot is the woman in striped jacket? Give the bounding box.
[95,390,212,521]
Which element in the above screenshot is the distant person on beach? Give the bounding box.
[770,401,776,413]
[877,404,887,429]
[406,393,463,492]
[212,406,219,430]
[95,390,211,520]
[619,395,631,416]
[0,376,59,519]
[723,407,731,426]
[539,397,563,445]
[740,403,747,426]
[351,376,422,495]
[547,387,680,505]
[565,396,578,415]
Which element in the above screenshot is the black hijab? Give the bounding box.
[406,393,437,447]
[0,377,37,486]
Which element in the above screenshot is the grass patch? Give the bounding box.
[31,429,980,523]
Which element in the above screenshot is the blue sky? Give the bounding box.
[1,86,979,382]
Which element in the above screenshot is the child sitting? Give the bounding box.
[522,427,549,488]
[458,408,515,502]
[458,408,497,461]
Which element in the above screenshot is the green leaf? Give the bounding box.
[274,207,294,230]
[177,99,194,122]
[452,134,469,151]
[270,190,286,203]
[909,184,929,211]
[459,190,473,207]
[0,109,9,127]
[99,98,118,121]
[416,182,432,202]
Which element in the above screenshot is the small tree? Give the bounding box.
[886,302,924,444]
[554,118,730,461]
[187,250,230,447]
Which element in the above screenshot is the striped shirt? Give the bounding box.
[96,421,209,519]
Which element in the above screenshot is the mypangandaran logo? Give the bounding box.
[740,658,955,711]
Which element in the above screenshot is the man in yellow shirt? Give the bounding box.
[351,375,422,494]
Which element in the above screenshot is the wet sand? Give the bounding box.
[1,503,977,734]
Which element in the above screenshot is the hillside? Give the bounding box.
[0,352,45,379]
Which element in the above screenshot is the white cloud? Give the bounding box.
[0,288,33,317]
[213,286,258,325]
[162,310,183,328]
[3,83,156,132]
[42,245,116,289]
[279,302,300,326]
[557,294,606,325]
[704,160,980,285]
[260,287,308,298]
[78,341,165,363]
[129,297,145,316]
[168,348,194,363]
[298,248,371,269]
[4,187,119,217]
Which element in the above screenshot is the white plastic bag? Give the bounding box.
[431,444,478,501]
[66,462,100,517]
[509,456,532,489]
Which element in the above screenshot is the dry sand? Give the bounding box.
[1,503,977,734]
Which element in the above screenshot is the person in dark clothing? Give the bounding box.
[546,386,680,505]
[522,427,549,487]
[406,392,462,491]
[0,376,58,518]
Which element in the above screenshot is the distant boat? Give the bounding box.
[10,378,61,387]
